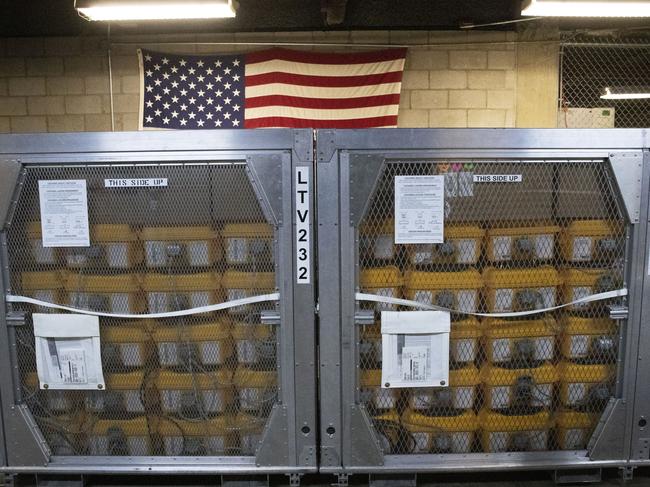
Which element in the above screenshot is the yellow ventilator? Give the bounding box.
[21,271,64,312]
[152,320,232,367]
[480,410,554,452]
[560,220,621,263]
[404,269,482,314]
[221,223,274,265]
[233,367,278,412]
[483,266,561,313]
[408,225,485,265]
[231,322,276,366]
[556,411,599,450]
[402,410,479,453]
[560,316,617,361]
[359,323,382,367]
[65,273,144,314]
[88,417,152,456]
[24,372,76,413]
[483,317,558,364]
[157,415,232,456]
[26,222,57,265]
[360,369,399,411]
[85,371,146,414]
[65,224,142,269]
[102,323,153,369]
[141,226,222,268]
[562,268,621,311]
[234,412,269,455]
[409,365,480,411]
[481,363,558,410]
[558,362,613,408]
[142,272,221,313]
[155,369,233,416]
[359,219,397,261]
[486,223,560,263]
[450,317,482,364]
[222,271,276,315]
[359,266,403,311]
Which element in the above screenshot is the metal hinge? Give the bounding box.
[260,310,281,326]
[354,309,374,325]
[609,304,628,320]
[6,311,26,327]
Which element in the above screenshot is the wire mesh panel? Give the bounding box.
[560,37,650,128]
[6,162,280,457]
[355,159,627,456]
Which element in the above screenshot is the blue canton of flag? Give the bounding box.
[139,49,245,129]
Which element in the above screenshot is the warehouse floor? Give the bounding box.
[6,469,650,486]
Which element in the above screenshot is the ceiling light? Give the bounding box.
[75,0,237,21]
[601,87,650,100]
[522,0,650,17]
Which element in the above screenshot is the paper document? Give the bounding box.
[38,180,90,247]
[394,175,445,244]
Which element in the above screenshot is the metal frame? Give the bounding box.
[316,128,650,475]
[0,130,317,476]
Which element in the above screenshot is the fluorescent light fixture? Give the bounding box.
[601,87,650,100]
[522,0,650,17]
[75,0,237,21]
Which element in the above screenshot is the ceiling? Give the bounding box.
[1,0,649,38]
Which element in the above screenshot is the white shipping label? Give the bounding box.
[295,167,311,284]
[394,176,445,244]
[58,349,87,384]
[104,178,167,187]
[401,345,429,382]
[473,174,523,183]
[38,180,90,247]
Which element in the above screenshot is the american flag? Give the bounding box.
[138,47,407,130]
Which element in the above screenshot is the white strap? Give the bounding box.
[355,288,627,318]
[5,293,280,319]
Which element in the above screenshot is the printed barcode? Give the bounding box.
[66,362,83,383]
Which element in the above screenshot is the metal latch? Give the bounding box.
[6,311,26,327]
[609,304,628,320]
[260,310,281,326]
[354,309,374,325]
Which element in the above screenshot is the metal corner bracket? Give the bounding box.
[609,152,643,224]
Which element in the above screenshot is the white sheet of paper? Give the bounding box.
[38,179,90,247]
[380,311,450,389]
[394,175,445,244]
[33,313,104,390]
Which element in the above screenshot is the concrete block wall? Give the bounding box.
[0,30,560,133]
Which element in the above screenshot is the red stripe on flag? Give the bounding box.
[245,71,404,88]
[245,47,408,66]
[245,94,400,110]
[244,115,398,129]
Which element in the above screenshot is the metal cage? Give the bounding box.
[0,130,317,477]
[316,129,650,476]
